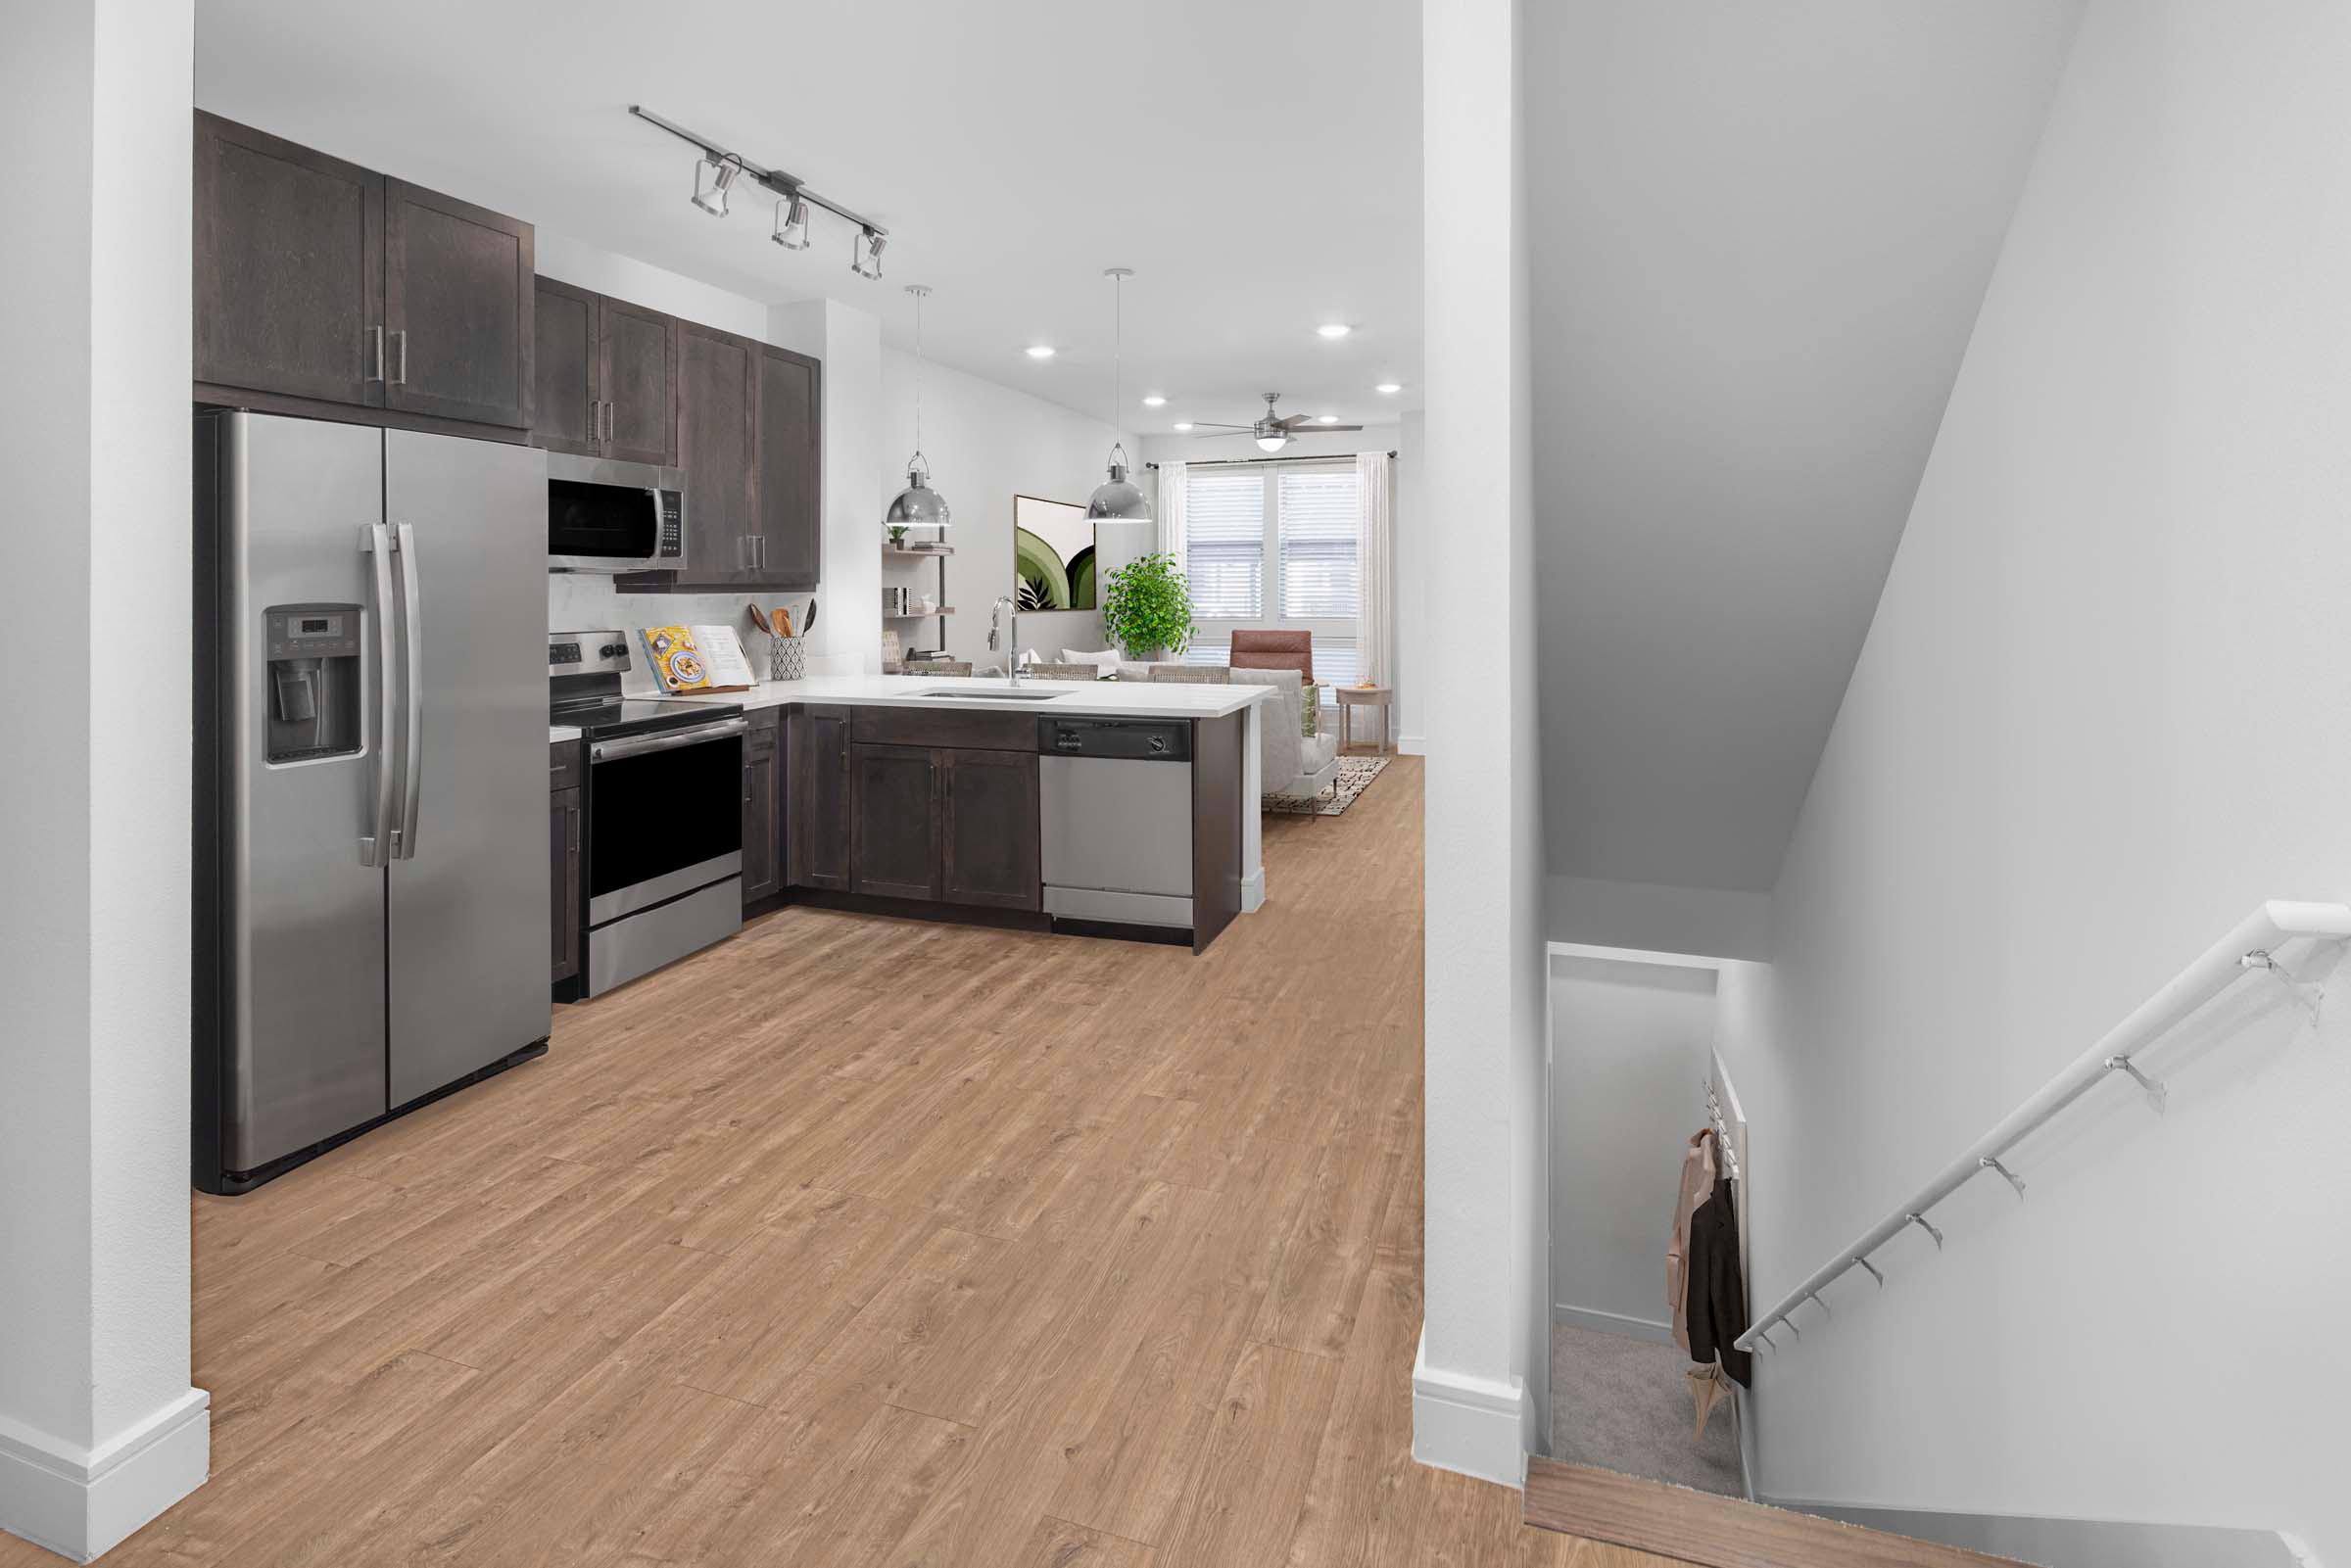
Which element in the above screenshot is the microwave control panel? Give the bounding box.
[657,490,684,560]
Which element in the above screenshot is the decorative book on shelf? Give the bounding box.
[637,625,755,693]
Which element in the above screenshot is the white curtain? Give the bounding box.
[1157,458,1187,568]
[1356,450,1395,687]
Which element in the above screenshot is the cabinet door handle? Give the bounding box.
[366,325,385,383]
[390,329,408,386]
[600,401,614,444]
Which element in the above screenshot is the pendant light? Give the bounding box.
[1086,266,1150,522]
[886,284,950,532]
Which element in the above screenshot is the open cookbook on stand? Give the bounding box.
[636,625,756,693]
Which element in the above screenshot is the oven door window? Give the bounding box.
[550,480,659,563]
[589,735,744,898]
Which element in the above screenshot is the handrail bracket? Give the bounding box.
[2103,1055,2168,1114]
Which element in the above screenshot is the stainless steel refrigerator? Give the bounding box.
[194,411,550,1194]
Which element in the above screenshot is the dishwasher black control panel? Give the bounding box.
[1038,716,1193,762]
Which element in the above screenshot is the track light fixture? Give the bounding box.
[691,154,741,217]
[771,194,810,251]
[851,227,887,281]
[631,106,889,279]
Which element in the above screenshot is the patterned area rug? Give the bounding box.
[1267,755,1391,817]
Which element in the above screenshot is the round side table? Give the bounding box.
[1335,684,1394,753]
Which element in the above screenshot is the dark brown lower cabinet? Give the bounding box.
[743,711,782,906]
[551,785,581,983]
[851,743,940,900]
[940,748,1040,911]
[789,706,852,891]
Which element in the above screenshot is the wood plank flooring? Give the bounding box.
[1523,1461,2030,1568]
[5,757,1680,1568]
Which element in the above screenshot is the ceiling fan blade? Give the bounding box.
[1315,423,1366,433]
[1192,430,1253,440]
[1185,420,1255,430]
[1275,415,1363,432]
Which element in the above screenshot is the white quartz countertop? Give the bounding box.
[655,675,1273,720]
[550,724,582,743]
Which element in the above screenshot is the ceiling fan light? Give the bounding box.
[1256,434,1288,453]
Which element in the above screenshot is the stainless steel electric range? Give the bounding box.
[551,631,745,997]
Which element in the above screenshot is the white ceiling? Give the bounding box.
[193,0,1421,435]
[1528,0,2083,894]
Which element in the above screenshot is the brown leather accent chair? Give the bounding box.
[1227,629,1313,682]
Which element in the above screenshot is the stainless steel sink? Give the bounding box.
[912,689,1065,701]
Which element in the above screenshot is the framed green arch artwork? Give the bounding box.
[1013,494,1096,611]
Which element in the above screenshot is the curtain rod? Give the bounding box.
[1145,451,1395,469]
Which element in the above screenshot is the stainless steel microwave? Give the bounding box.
[547,452,686,573]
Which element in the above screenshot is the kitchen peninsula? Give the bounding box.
[660,676,1268,956]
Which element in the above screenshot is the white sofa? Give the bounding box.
[1111,662,1339,803]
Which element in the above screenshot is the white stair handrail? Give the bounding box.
[1735,900,2351,1354]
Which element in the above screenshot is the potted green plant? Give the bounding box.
[1102,551,1196,661]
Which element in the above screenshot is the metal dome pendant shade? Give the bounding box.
[1087,267,1151,522]
[887,285,950,531]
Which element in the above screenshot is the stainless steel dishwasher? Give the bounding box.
[1037,717,1194,930]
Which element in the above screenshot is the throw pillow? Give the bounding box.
[1061,647,1122,677]
[1301,685,1319,738]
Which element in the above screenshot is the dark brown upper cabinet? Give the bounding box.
[674,321,761,582]
[533,278,677,465]
[602,299,677,465]
[382,180,533,429]
[194,113,383,409]
[755,342,823,588]
[531,277,600,455]
[193,111,532,434]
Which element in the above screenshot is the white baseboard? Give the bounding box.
[1240,867,1266,914]
[1411,1329,1528,1489]
[1552,1303,1674,1345]
[1397,733,1427,755]
[1769,1494,2316,1568]
[0,1390,209,1563]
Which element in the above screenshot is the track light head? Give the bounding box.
[690,155,739,217]
[771,193,811,250]
[850,226,886,280]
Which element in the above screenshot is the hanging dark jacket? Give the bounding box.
[1684,1172,1752,1388]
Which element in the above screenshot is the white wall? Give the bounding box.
[1,3,210,1558]
[1719,3,2351,1557]
[1549,955,1718,1339]
[1547,876,1772,964]
[1415,0,1549,1486]
[881,350,1138,669]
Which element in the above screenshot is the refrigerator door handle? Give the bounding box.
[360,524,400,865]
[395,522,425,858]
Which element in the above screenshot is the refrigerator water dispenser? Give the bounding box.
[264,603,361,762]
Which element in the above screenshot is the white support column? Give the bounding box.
[1416,0,1548,1487]
[0,3,208,1560]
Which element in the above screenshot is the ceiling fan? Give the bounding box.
[1192,392,1362,452]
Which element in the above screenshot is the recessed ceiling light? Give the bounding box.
[1142,395,1166,407]
[1317,323,1352,340]
[1375,382,1402,395]
[1317,414,1338,424]
[1025,345,1056,359]
[1173,421,1194,431]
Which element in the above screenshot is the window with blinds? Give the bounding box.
[1178,459,1364,701]
[1182,471,1266,619]
[1277,470,1361,619]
